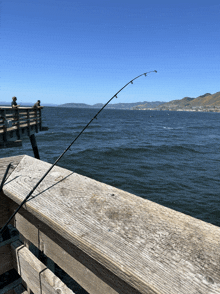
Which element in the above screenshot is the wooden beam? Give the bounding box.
[11,240,74,294]
[0,224,19,276]
[0,109,7,142]
[0,156,25,276]
[0,156,25,228]
[15,213,124,294]
[0,123,40,142]
[0,227,19,285]
[3,155,220,294]
[0,107,43,143]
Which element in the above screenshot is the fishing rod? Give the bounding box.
[0,70,157,236]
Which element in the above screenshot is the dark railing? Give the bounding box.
[0,107,42,143]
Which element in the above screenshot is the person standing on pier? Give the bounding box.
[11,96,20,108]
[33,100,44,109]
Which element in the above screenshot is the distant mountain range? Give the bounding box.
[58,101,164,109]
[160,92,220,108]
[1,91,219,111]
[133,91,220,111]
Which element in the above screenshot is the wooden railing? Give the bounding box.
[0,107,42,144]
[0,155,220,294]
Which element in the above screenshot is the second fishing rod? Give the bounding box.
[0,70,157,236]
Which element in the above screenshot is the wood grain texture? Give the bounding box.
[0,156,24,277]
[0,156,25,227]
[0,156,24,276]
[15,213,126,294]
[11,240,74,294]
[0,155,25,183]
[3,155,220,294]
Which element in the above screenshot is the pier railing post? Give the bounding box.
[39,108,42,131]
[1,109,7,143]
[15,108,20,140]
[29,134,40,159]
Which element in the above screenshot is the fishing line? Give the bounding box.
[0,70,157,236]
[0,163,12,193]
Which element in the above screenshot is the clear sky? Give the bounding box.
[0,0,220,105]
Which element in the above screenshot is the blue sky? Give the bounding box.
[0,0,220,105]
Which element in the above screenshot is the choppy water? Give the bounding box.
[1,107,220,227]
[1,107,220,293]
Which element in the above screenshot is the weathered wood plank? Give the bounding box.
[0,122,39,134]
[0,156,23,237]
[0,155,25,183]
[11,240,75,294]
[3,155,220,294]
[0,125,38,142]
[0,156,25,276]
[0,107,43,143]
[15,213,122,294]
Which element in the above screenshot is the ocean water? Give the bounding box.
[1,107,220,292]
[1,107,220,228]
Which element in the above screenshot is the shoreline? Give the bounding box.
[133,108,220,113]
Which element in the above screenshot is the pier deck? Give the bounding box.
[0,155,220,294]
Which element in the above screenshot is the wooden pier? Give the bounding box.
[0,155,220,294]
[0,107,47,157]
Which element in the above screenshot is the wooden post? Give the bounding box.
[15,109,20,140]
[34,109,38,133]
[27,109,30,137]
[1,109,7,143]
[11,240,74,294]
[29,134,40,159]
[0,192,17,278]
[38,109,42,131]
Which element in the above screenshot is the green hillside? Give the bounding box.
[161,92,220,108]
[135,91,220,111]
[190,92,220,107]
